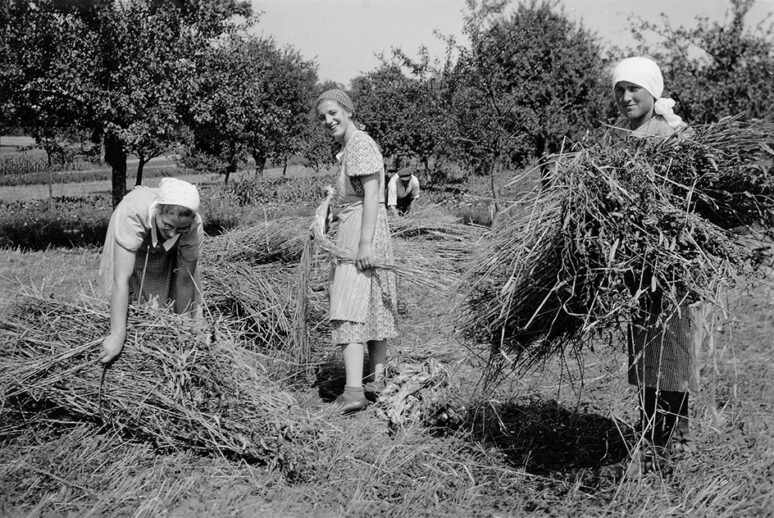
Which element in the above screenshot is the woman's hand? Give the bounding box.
[355,241,373,271]
[99,333,125,364]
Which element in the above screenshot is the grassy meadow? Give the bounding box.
[0,158,772,517]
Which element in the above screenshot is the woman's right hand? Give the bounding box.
[355,241,374,271]
[99,333,125,364]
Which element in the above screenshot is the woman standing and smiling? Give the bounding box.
[606,57,704,470]
[315,89,398,414]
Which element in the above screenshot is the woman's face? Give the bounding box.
[614,81,655,121]
[316,100,353,143]
[155,210,193,241]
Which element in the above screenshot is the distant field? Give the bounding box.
[0,172,221,202]
[0,163,333,202]
[0,135,36,151]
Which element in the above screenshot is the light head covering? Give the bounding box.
[156,177,200,213]
[315,89,355,115]
[611,56,684,129]
[612,56,663,99]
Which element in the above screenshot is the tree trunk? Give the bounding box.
[252,152,266,178]
[282,156,288,177]
[535,133,550,188]
[224,159,237,186]
[135,154,147,187]
[45,148,53,211]
[104,132,127,209]
[488,157,501,227]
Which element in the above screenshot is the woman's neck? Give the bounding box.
[337,123,358,146]
[628,109,655,131]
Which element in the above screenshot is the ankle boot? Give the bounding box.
[661,391,692,453]
[640,387,661,445]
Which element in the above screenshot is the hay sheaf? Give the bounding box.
[389,204,474,240]
[461,117,774,373]
[0,292,320,475]
[205,217,309,266]
[201,262,296,350]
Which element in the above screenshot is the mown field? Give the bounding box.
[0,164,772,517]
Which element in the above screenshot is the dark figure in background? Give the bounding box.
[387,166,421,216]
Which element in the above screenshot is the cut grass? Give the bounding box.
[0,215,771,517]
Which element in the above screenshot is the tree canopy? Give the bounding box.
[629,0,774,123]
[1,0,254,206]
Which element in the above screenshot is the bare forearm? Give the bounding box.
[174,263,197,314]
[109,281,130,340]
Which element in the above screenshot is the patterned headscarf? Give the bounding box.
[156,177,200,212]
[612,57,684,129]
[315,89,355,114]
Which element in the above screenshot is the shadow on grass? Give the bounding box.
[313,357,346,403]
[466,398,631,475]
[312,352,380,403]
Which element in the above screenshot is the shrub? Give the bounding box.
[227,175,334,206]
[0,195,112,249]
[0,182,320,249]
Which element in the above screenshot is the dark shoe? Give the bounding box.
[335,392,368,415]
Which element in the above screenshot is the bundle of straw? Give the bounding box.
[0,292,319,473]
[461,117,773,371]
[206,217,309,266]
[389,204,474,240]
[201,263,296,351]
[202,218,313,359]
[308,201,453,293]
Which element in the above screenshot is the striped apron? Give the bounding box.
[329,201,397,344]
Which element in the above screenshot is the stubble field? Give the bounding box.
[0,168,772,517]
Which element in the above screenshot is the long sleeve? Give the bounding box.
[410,176,420,199]
[387,175,398,207]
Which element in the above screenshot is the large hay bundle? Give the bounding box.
[0,292,319,474]
[462,117,774,372]
[201,219,313,356]
[389,204,474,240]
[201,262,296,350]
[206,217,309,265]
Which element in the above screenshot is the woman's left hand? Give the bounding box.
[355,242,373,271]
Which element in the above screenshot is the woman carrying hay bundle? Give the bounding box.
[98,178,204,364]
[314,89,398,414]
[608,57,710,461]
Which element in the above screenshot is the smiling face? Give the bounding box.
[316,100,355,144]
[614,80,655,127]
[155,205,194,241]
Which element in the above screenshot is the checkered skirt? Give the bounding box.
[129,237,178,307]
[628,302,714,392]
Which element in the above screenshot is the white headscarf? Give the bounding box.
[156,177,200,212]
[612,57,684,129]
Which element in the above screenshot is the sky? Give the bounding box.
[250,0,774,86]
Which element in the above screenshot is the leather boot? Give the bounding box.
[640,387,663,446]
[661,391,692,453]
